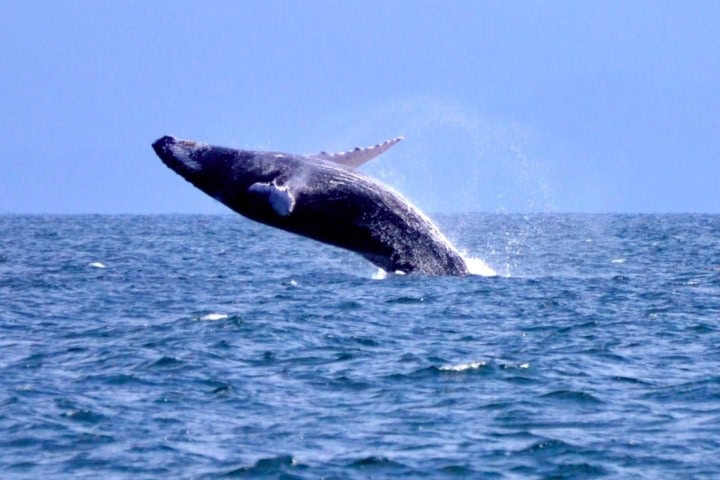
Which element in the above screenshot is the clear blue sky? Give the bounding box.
[1,1,718,213]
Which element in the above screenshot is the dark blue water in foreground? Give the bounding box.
[1,214,719,479]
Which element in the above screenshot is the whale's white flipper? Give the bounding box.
[308,136,403,168]
[248,181,296,216]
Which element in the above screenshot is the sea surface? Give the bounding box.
[1,214,719,479]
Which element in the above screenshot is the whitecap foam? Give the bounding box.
[372,268,388,280]
[88,262,106,269]
[439,361,486,372]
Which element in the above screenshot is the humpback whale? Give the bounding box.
[152,136,469,276]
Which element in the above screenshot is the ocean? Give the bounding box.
[1,214,719,479]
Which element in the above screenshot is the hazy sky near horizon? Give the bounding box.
[1,1,719,214]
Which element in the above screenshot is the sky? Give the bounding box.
[1,1,719,214]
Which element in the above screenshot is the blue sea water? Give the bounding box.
[1,214,719,479]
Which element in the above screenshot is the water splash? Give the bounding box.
[463,256,497,277]
[372,268,388,280]
[371,258,495,278]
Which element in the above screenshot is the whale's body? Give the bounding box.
[152,136,468,276]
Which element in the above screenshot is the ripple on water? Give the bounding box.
[221,455,303,477]
[539,389,604,405]
[384,295,427,305]
[145,356,184,369]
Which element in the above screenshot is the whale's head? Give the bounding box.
[152,136,209,177]
[152,135,290,215]
[152,135,226,184]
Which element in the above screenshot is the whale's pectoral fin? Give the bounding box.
[248,181,296,216]
[308,136,403,168]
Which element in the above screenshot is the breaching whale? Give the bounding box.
[152,135,469,276]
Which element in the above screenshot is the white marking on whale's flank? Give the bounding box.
[248,181,296,216]
[88,262,106,269]
[201,313,228,321]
